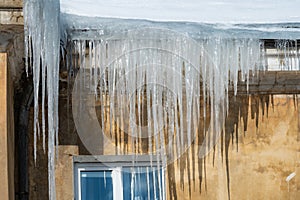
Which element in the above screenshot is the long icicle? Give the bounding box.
[24,0,60,199]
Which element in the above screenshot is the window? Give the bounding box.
[74,155,166,200]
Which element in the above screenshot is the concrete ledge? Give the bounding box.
[74,155,161,164]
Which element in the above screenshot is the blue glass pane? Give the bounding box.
[80,171,113,200]
[122,167,162,200]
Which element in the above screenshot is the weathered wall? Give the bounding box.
[0,52,15,200]
[0,1,24,197]
[173,96,300,200]
[0,53,10,200]
[28,92,300,200]
[0,0,23,24]
[7,50,15,200]
[0,24,24,200]
[0,0,22,6]
[1,25,24,87]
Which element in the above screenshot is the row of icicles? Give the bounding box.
[23,1,300,199]
[67,35,298,199]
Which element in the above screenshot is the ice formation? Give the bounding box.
[24,0,60,199]
[70,29,263,155]
[24,0,300,199]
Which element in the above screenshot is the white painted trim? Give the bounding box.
[112,167,123,200]
[73,156,166,200]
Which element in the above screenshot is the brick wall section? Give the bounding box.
[0,0,22,8]
[0,0,23,24]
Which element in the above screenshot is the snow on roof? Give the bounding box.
[60,0,300,24]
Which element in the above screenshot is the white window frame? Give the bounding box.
[74,155,166,200]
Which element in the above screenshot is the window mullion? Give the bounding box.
[112,167,123,200]
[78,168,83,200]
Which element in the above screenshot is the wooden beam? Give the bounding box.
[59,70,300,97]
[234,71,300,95]
[263,39,300,48]
[0,1,23,9]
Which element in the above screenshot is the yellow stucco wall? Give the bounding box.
[172,96,300,200]
[48,95,300,200]
[0,52,15,200]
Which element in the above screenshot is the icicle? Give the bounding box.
[42,42,46,152]
[146,167,151,200]
[88,40,93,92]
[104,171,106,188]
[24,0,60,199]
[152,167,157,200]
[131,168,135,200]
[66,23,267,199]
[147,61,153,166]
